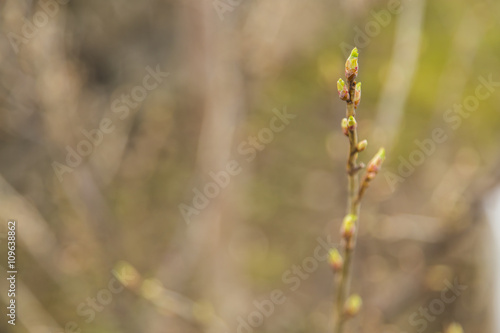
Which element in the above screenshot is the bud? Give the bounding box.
[345,48,359,80]
[113,261,142,289]
[337,78,349,101]
[357,139,367,152]
[328,248,343,271]
[341,118,349,136]
[344,294,362,317]
[353,82,361,108]
[347,116,357,131]
[366,148,386,174]
[446,323,464,333]
[140,278,164,301]
[341,214,357,240]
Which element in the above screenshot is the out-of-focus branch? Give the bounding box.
[0,175,66,282]
[374,0,426,151]
[0,264,64,332]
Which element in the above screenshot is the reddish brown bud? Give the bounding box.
[366,148,385,174]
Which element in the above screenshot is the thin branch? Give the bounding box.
[332,48,385,333]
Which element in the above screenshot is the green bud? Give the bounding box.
[347,116,357,130]
[328,248,343,271]
[353,82,362,108]
[341,214,357,240]
[345,48,359,80]
[350,47,359,58]
[344,294,362,316]
[337,78,345,91]
[357,140,367,152]
[446,323,464,333]
[113,261,141,289]
[354,82,361,101]
[337,78,349,101]
[341,118,349,136]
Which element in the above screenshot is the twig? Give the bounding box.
[330,48,386,333]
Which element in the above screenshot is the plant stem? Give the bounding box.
[334,79,361,333]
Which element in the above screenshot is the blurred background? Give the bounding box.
[0,0,499,332]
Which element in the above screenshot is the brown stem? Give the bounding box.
[355,175,372,205]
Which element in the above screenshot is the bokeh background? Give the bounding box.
[0,0,499,332]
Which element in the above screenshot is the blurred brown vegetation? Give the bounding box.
[0,0,499,332]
